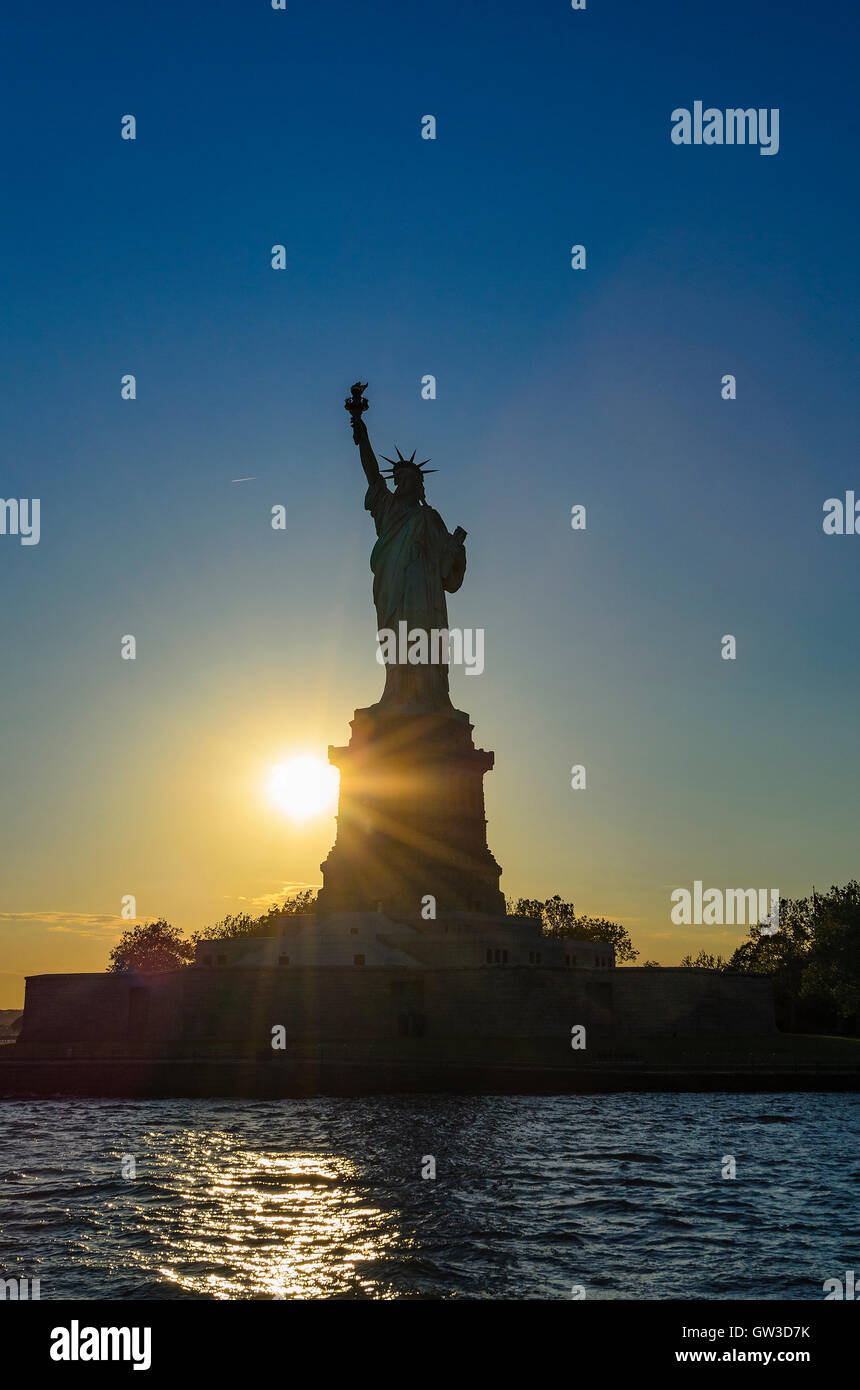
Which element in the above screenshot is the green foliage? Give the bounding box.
[512,895,639,963]
[108,919,195,973]
[679,950,729,970]
[195,889,318,942]
[728,881,860,1033]
[800,883,860,1021]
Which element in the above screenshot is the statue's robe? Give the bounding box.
[365,476,466,711]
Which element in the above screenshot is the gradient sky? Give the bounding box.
[1,0,858,1005]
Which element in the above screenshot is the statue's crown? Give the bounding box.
[379,447,436,476]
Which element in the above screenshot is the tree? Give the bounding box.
[196,889,318,942]
[108,919,194,973]
[679,950,729,970]
[726,882,860,1034]
[512,895,639,963]
[726,892,815,1032]
[798,882,860,1027]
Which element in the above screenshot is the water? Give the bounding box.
[0,1093,856,1300]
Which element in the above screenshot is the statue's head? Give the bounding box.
[380,448,436,504]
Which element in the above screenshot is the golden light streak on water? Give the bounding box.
[141,1142,396,1299]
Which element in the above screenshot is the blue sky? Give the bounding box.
[1,0,858,1003]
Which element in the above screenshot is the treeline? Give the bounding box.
[510,895,638,962]
[194,890,318,942]
[680,882,860,1036]
[106,891,317,973]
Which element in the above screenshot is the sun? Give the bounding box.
[268,755,339,821]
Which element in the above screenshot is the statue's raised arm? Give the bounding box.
[345,382,381,486]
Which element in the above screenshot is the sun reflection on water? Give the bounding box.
[142,1139,394,1300]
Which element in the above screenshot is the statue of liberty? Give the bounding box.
[345,383,467,714]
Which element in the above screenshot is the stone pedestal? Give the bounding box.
[318,705,505,918]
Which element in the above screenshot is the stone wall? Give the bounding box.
[17,963,774,1056]
[612,968,775,1037]
[19,974,138,1045]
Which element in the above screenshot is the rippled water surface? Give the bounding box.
[0,1093,856,1299]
